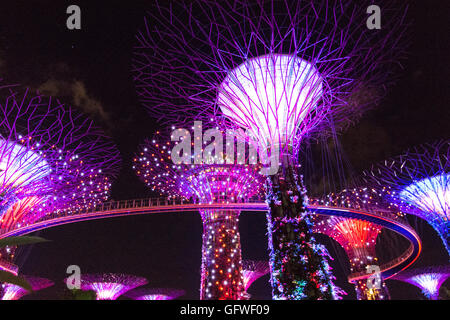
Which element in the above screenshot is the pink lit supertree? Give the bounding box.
[0,82,121,265]
[133,132,265,300]
[133,0,408,299]
[392,265,450,300]
[1,276,53,300]
[79,273,148,300]
[311,187,411,300]
[241,260,270,300]
[362,141,450,257]
[126,288,185,300]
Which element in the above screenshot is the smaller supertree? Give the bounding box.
[126,288,185,300]
[393,265,450,300]
[134,132,265,300]
[363,141,449,257]
[79,273,148,300]
[241,260,270,299]
[1,276,53,300]
[311,187,409,300]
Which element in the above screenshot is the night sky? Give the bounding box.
[0,1,449,300]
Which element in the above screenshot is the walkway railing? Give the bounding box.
[0,197,420,282]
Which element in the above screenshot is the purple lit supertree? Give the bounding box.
[241,260,270,300]
[0,82,121,265]
[1,276,53,300]
[362,141,449,257]
[311,187,410,300]
[133,0,408,299]
[133,132,265,300]
[126,288,185,300]
[392,265,450,300]
[79,273,148,300]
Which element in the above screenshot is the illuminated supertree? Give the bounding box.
[311,187,411,300]
[0,82,121,265]
[393,265,450,300]
[133,0,408,299]
[1,276,53,300]
[133,133,265,300]
[126,288,185,300]
[363,141,449,257]
[241,260,270,299]
[79,273,148,300]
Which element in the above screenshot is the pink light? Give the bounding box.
[1,276,53,300]
[241,261,270,292]
[80,273,148,300]
[90,283,129,300]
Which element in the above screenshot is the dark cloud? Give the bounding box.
[38,78,110,124]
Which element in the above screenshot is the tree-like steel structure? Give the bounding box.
[1,276,53,300]
[79,273,148,300]
[312,186,414,299]
[392,265,450,300]
[241,260,270,299]
[126,288,185,300]
[133,0,408,299]
[362,141,449,257]
[133,132,265,300]
[0,82,121,266]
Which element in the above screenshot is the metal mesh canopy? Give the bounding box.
[80,273,148,300]
[1,275,53,300]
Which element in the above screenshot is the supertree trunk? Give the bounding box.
[200,210,244,300]
[354,279,390,300]
[266,152,339,300]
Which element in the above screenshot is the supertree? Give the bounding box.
[0,82,121,265]
[133,132,265,300]
[79,273,148,300]
[392,265,450,300]
[362,141,449,257]
[1,276,53,300]
[311,187,411,299]
[241,260,270,299]
[126,288,185,300]
[133,0,408,299]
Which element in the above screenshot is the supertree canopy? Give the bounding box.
[133,132,265,300]
[241,260,270,299]
[393,265,450,300]
[126,288,185,300]
[1,276,53,300]
[363,141,450,257]
[80,273,148,300]
[0,82,120,264]
[133,0,408,299]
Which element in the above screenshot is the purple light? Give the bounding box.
[80,273,148,300]
[393,265,450,300]
[126,288,185,300]
[1,276,53,300]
